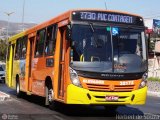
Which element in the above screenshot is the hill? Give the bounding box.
[0,20,36,37]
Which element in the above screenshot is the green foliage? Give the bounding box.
[149,41,155,53]
[0,39,7,62]
[148,32,160,53]
[148,77,160,82]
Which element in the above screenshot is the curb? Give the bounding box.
[0,91,10,97]
[147,91,160,97]
[0,91,10,101]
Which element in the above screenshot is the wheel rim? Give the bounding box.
[16,83,19,94]
[48,89,54,102]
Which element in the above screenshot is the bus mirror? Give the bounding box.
[66,24,71,41]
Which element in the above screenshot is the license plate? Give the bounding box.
[105,96,119,101]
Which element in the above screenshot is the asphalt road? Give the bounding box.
[0,83,160,120]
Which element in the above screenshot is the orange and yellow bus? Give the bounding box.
[6,9,148,110]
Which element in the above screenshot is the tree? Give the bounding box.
[0,39,7,62]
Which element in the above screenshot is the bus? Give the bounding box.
[6,9,148,110]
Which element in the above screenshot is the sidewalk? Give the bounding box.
[147,81,160,97]
[147,91,160,97]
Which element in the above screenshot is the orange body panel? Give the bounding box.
[79,77,141,92]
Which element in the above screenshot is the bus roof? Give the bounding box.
[9,9,143,42]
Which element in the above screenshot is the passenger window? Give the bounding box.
[45,25,57,56]
[15,39,21,59]
[15,36,28,59]
[7,43,11,61]
[21,36,28,59]
[35,29,46,57]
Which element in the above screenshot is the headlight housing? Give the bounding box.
[70,67,82,87]
[139,72,148,89]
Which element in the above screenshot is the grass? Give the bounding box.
[148,77,160,82]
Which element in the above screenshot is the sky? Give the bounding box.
[0,0,160,24]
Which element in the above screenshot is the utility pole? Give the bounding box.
[4,12,14,62]
[104,0,107,10]
[22,0,25,31]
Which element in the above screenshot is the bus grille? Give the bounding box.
[87,84,135,92]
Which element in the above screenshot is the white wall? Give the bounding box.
[144,19,153,29]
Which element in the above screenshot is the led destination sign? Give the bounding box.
[80,12,133,23]
[72,11,144,26]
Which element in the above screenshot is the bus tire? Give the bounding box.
[16,78,23,98]
[45,84,58,110]
[2,80,5,84]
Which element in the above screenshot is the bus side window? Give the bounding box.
[45,24,57,56]
[35,29,46,57]
[15,39,21,59]
[7,43,11,61]
[21,36,28,59]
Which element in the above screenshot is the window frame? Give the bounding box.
[44,24,58,56]
[34,28,46,58]
[7,43,11,61]
[14,38,21,60]
[14,36,28,60]
[20,36,28,60]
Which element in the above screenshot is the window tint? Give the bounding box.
[112,28,143,57]
[71,25,112,62]
[35,29,46,57]
[15,38,21,59]
[45,25,57,56]
[15,36,28,59]
[21,36,27,59]
[7,43,11,61]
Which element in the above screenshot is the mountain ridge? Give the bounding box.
[0,20,36,36]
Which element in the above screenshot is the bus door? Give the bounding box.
[27,36,35,92]
[10,44,15,87]
[57,27,67,100]
[8,43,15,87]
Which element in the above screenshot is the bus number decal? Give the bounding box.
[120,81,134,86]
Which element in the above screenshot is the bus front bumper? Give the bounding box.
[67,84,147,105]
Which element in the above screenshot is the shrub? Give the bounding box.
[148,77,160,82]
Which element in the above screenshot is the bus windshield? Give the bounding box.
[70,24,147,74]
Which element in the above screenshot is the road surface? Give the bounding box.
[0,83,160,120]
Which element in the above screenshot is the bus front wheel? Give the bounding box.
[45,84,59,110]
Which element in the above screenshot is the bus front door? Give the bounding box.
[56,27,67,100]
[10,44,15,87]
[26,36,35,92]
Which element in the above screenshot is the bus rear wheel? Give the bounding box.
[2,79,5,84]
[16,79,23,98]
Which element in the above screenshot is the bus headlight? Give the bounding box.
[70,67,82,87]
[139,72,148,89]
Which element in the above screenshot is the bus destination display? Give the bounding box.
[72,11,144,26]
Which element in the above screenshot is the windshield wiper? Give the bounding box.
[89,23,95,33]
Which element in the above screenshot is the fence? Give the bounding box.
[148,56,160,78]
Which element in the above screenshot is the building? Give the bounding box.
[145,19,160,77]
